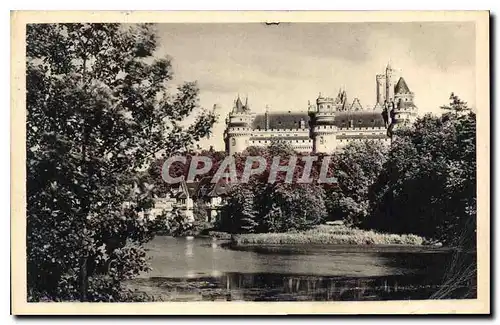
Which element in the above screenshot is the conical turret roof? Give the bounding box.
[394,77,411,94]
[235,95,243,110]
[350,98,363,111]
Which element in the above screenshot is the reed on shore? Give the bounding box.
[232,224,430,246]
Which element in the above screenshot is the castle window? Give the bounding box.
[327,105,331,108]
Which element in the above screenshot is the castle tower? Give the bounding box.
[225,95,255,155]
[376,74,386,105]
[387,77,418,140]
[309,93,337,153]
[316,92,334,112]
[385,62,395,103]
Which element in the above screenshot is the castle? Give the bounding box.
[224,63,418,154]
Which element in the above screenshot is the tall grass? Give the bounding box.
[430,216,477,299]
[233,224,427,246]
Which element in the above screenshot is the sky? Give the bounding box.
[153,22,476,150]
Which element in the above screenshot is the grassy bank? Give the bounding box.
[232,224,431,246]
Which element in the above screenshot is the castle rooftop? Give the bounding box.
[394,77,412,94]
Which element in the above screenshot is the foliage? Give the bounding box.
[219,186,259,233]
[157,208,190,237]
[258,184,326,232]
[365,94,476,248]
[193,199,209,223]
[144,206,211,238]
[324,141,388,225]
[218,143,327,233]
[26,23,215,301]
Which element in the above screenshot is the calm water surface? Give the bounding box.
[127,236,476,301]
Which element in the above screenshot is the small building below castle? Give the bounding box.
[147,177,229,223]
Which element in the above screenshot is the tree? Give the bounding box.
[26,23,216,301]
[218,142,327,233]
[219,185,259,233]
[258,183,326,232]
[366,94,476,247]
[324,140,388,226]
[219,181,327,234]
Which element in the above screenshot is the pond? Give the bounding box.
[126,236,476,301]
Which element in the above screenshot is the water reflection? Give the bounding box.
[185,239,194,258]
[130,272,475,301]
[132,236,476,301]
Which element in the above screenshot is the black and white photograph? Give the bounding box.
[11,11,490,315]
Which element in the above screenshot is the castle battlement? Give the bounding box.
[250,128,309,134]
